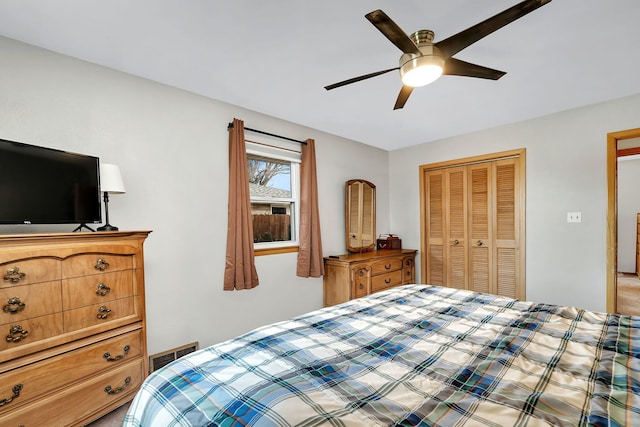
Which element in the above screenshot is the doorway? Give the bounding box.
[606,128,640,314]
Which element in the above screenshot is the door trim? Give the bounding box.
[606,128,640,313]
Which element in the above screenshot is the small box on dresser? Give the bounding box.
[323,249,417,306]
[0,231,150,426]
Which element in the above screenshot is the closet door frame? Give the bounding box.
[419,148,526,298]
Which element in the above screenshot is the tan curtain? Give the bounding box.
[224,118,259,290]
[297,138,324,277]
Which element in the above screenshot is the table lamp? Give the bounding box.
[97,163,126,231]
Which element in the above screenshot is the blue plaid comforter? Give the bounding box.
[124,285,640,426]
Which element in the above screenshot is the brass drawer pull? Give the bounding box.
[3,297,26,314]
[384,264,391,270]
[105,376,131,395]
[95,258,110,271]
[97,306,112,319]
[385,278,392,284]
[96,282,111,296]
[6,325,28,343]
[3,266,26,283]
[104,344,130,362]
[0,384,22,407]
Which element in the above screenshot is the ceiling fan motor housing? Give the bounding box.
[399,30,444,87]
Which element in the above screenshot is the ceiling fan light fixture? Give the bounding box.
[399,38,444,87]
[400,54,444,87]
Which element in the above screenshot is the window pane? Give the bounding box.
[251,202,293,242]
[247,154,291,196]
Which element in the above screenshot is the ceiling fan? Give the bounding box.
[324,0,552,110]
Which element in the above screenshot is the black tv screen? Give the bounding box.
[0,139,101,225]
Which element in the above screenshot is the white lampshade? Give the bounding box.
[100,163,126,194]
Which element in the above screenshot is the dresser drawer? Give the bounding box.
[62,253,133,279]
[0,358,144,427]
[0,328,143,415]
[1,258,61,288]
[62,270,134,310]
[0,313,63,352]
[63,298,137,333]
[0,281,62,324]
[370,258,403,276]
[371,270,403,293]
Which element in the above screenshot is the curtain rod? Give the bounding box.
[227,122,307,145]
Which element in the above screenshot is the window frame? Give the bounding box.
[246,140,301,255]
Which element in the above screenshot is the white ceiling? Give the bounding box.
[0,0,638,151]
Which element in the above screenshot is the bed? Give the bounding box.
[124,284,640,426]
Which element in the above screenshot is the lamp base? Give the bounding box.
[97,224,119,232]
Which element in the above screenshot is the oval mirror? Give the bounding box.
[345,179,376,252]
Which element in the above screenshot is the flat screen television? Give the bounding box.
[0,138,101,227]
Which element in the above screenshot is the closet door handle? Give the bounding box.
[453,240,459,245]
[476,240,484,246]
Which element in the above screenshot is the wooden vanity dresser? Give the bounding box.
[323,249,417,306]
[0,231,150,426]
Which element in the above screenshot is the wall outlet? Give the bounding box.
[567,212,582,223]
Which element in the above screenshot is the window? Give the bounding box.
[246,139,300,251]
[271,206,287,215]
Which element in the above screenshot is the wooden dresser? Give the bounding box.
[0,231,150,426]
[323,249,417,306]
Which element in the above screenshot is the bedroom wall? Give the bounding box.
[618,157,640,273]
[389,92,640,312]
[0,36,390,355]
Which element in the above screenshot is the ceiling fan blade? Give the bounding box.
[394,85,414,110]
[324,67,399,91]
[443,58,506,80]
[365,9,421,55]
[435,0,552,58]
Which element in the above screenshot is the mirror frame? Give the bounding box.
[345,179,376,253]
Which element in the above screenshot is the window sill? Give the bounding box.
[255,246,299,256]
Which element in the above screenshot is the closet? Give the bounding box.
[420,149,525,299]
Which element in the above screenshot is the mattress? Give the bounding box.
[124,284,640,426]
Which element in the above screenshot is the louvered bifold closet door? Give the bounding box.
[494,158,520,299]
[468,163,493,295]
[445,167,467,290]
[425,170,445,285]
[421,149,525,299]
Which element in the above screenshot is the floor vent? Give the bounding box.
[149,342,198,373]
